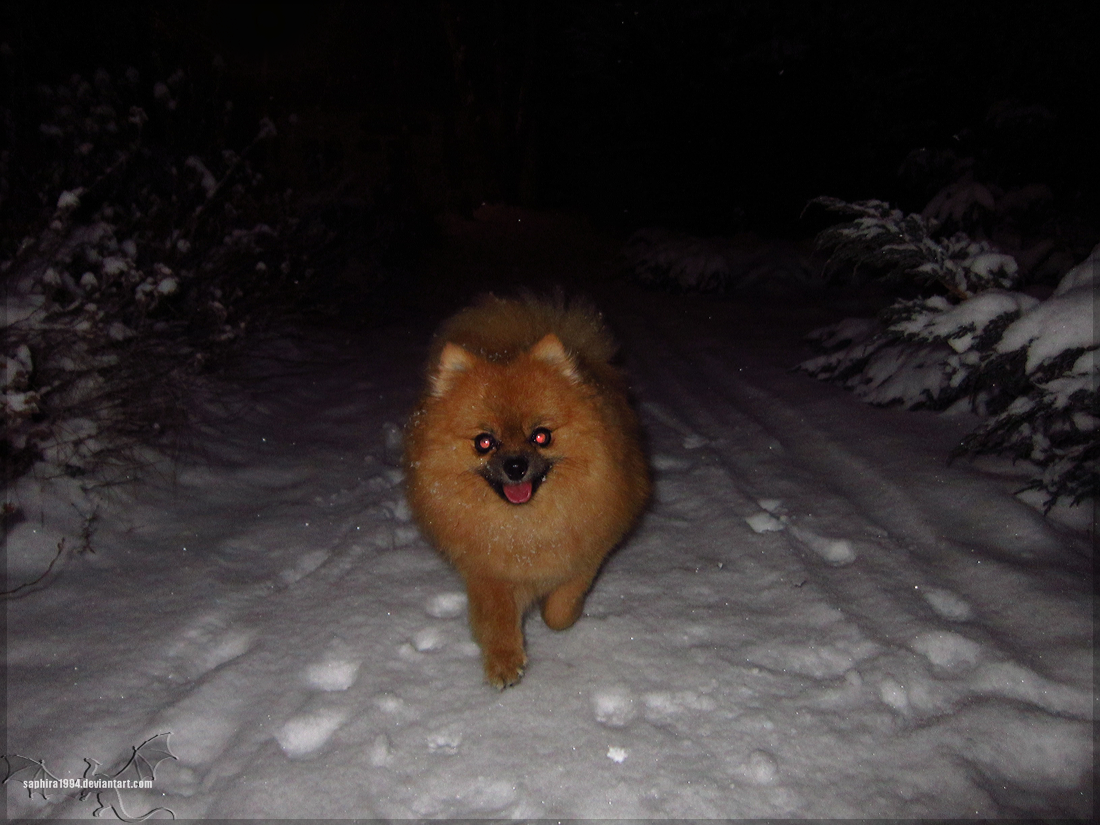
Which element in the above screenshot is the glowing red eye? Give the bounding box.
[474,433,496,454]
[530,427,552,447]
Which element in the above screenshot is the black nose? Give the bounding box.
[503,456,528,481]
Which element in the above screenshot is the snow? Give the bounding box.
[56,189,83,211]
[1054,242,1100,295]
[3,225,1094,819]
[962,250,1017,281]
[892,289,1037,353]
[101,256,130,277]
[996,280,1098,373]
[745,510,784,533]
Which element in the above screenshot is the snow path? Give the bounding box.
[5,216,1093,819]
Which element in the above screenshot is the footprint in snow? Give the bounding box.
[592,685,636,728]
[411,627,446,652]
[275,708,348,758]
[919,586,973,621]
[878,676,911,713]
[304,657,360,691]
[399,592,469,656]
[740,748,780,785]
[425,591,467,619]
[744,498,856,565]
[427,727,462,755]
[745,497,786,533]
[745,511,785,533]
[787,524,857,566]
[159,611,254,681]
[909,630,983,673]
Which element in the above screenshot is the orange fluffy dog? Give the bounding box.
[404,295,649,688]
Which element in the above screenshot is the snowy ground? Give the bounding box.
[4,211,1094,819]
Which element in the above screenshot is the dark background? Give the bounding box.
[3,0,1097,237]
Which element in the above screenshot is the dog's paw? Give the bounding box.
[483,647,527,689]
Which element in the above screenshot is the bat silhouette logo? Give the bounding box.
[1,753,59,801]
[3,732,177,821]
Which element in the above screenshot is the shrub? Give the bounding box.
[800,198,1097,511]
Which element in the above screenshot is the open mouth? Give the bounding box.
[486,473,547,505]
[503,481,533,504]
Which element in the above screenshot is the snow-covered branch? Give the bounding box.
[1,68,301,487]
[800,226,1098,511]
[810,197,1019,299]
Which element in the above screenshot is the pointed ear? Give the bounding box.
[529,333,581,383]
[429,342,476,397]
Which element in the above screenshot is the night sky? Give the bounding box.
[4,0,1097,235]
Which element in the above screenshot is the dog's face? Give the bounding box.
[473,423,556,505]
[404,320,649,582]
[417,333,593,509]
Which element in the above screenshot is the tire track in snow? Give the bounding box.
[626,323,932,639]
[612,299,1091,815]
[691,347,1091,692]
[622,327,901,684]
[620,304,1091,711]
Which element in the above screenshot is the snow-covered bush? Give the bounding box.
[1,67,300,485]
[800,203,1098,511]
[809,197,1020,299]
[623,227,820,295]
[953,259,1098,507]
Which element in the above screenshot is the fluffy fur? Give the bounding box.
[404,294,649,688]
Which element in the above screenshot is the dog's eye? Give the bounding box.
[530,427,552,447]
[473,433,497,454]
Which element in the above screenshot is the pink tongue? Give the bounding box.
[504,481,533,504]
